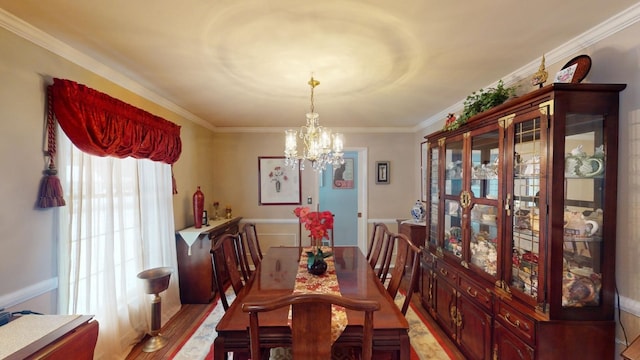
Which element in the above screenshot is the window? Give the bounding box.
[57,128,181,358]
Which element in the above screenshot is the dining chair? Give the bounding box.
[325,213,335,248]
[241,223,263,271]
[365,222,383,261]
[323,224,335,248]
[242,293,380,360]
[211,233,252,311]
[385,233,422,315]
[366,223,392,279]
[368,224,396,284]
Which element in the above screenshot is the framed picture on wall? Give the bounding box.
[258,156,301,205]
[376,161,390,184]
[421,141,428,202]
[333,158,354,189]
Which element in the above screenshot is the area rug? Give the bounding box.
[170,290,454,360]
[394,293,455,360]
[169,291,235,360]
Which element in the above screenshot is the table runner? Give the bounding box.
[292,246,347,343]
[177,225,211,256]
[177,219,234,256]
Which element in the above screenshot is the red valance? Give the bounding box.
[49,78,182,164]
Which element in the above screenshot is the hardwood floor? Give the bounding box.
[125,291,465,360]
[125,302,213,360]
[409,292,466,360]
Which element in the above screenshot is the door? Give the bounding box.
[319,151,358,246]
[457,293,492,360]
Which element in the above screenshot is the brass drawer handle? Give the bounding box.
[466,286,478,298]
[504,312,521,329]
[440,268,448,276]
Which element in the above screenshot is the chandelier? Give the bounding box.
[284,76,344,171]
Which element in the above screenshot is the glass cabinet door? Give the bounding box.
[470,130,500,200]
[427,143,439,248]
[443,139,464,258]
[468,129,500,277]
[507,113,546,302]
[469,203,498,276]
[562,114,606,308]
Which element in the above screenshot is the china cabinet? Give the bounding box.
[421,83,625,359]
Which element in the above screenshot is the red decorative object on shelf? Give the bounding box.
[193,186,204,228]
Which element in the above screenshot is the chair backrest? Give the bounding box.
[242,223,263,270]
[367,223,390,273]
[316,224,334,248]
[367,223,395,283]
[386,233,422,315]
[211,233,251,310]
[242,293,380,360]
[365,222,383,261]
[325,222,334,248]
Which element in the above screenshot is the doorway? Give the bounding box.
[318,149,367,252]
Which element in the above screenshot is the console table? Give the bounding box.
[176,217,241,303]
[1,315,98,360]
[397,219,426,290]
[396,219,426,248]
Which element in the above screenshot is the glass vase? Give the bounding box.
[193,186,204,228]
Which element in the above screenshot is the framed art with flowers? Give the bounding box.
[258,156,301,205]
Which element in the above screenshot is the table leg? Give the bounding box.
[399,331,410,360]
[214,336,226,360]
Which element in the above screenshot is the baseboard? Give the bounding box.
[618,294,640,318]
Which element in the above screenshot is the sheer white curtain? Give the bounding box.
[57,129,181,359]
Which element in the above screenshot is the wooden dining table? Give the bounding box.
[213,246,410,360]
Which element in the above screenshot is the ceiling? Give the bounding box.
[0,1,638,131]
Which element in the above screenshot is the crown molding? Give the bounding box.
[2,5,639,134]
[212,126,415,134]
[0,8,216,132]
[415,2,640,132]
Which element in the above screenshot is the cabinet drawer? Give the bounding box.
[495,301,536,346]
[421,252,435,269]
[435,261,458,285]
[459,275,492,311]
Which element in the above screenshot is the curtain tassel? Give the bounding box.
[38,87,66,208]
[38,164,65,208]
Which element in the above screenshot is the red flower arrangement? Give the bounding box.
[294,206,334,247]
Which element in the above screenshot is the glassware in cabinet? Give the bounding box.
[562,114,606,308]
[443,138,464,258]
[507,115,546,301]
[427,143,439,249]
